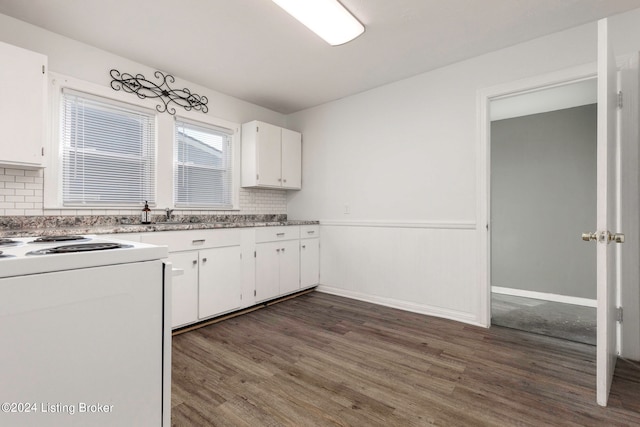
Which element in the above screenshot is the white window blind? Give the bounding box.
[61,90,156,205]
[174,119,233,208]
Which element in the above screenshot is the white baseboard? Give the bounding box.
[316,285,485,327]
[491,286,597,308]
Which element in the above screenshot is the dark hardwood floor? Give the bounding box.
[172,292,640,426]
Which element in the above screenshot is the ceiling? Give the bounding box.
[0,0,639,114]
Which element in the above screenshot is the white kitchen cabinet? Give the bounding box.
[279,239,301,294]
[241,120,302,189]
[281,128,302,189]
[254,226,301,302]
[169,251,199,328]
[0,41,47,168]
[198,246,242,319]
[255,241,281,302]
[134,224,318,328]
[255,239,301,301]
[141,229,242,328]
[300,237,320,289]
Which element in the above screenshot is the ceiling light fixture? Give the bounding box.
[272,0,364,46]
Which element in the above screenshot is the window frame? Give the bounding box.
[173,117,236,209]
[45,72,240,212]
[59,88,157,207]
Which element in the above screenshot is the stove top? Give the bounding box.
[29,235,90,243]
[0,234,168,279]
[0,250,15,259]
[27,242,133,255]
[0,238,21,247]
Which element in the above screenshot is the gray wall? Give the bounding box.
[491,104,597,299]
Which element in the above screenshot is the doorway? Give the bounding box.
[488,78,598,345]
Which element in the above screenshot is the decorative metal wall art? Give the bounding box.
[110,69,208,115]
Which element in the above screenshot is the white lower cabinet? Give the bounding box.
[300,237,320,288]
[279,240,301,294]
[255,239,300,302]
[198,246,242,319]
[139,225,318,329]
[169,251,199,328]
[255,241,281,302]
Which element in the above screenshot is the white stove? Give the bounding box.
[0,234,171,426]
[0,234,167,278]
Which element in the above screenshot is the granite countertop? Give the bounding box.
[0,215,319,238]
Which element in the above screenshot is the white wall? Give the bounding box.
[286,9,640,326]
[491,105,597,300]
[0,13,288,217]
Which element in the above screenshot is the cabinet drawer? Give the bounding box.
[141,229,241,252]
[300,225,319,239]
[255,226,300,243]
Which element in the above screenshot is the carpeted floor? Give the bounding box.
[491,293,597,345]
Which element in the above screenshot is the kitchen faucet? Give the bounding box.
[165,208,174,221]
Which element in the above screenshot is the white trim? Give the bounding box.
[476,62,598,328]
[320,220,476,230]
[316,285,483,327]
[492,286,597,308]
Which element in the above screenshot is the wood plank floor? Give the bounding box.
[172,292,640,426]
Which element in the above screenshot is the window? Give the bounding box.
[174,119,234,208]
[60,90,156,205]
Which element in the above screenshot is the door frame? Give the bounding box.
[476,63,597,328]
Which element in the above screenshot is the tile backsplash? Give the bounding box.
[0,168,44,215]
[0,167,287,216]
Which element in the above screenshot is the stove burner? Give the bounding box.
[30,235,90,243]
[0,238,21,247]
[27,242,132,255]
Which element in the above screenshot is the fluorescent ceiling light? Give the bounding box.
[273,0,364,46]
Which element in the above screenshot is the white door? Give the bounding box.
[279,239,301,295]
[595,18,623,407]
[256,122,282,187]
[198,246,242,319]
[281,128,302,189]
[169,251,199,328]
[255,242,281,302]
[0,41,46,167]
[300,238,320,288]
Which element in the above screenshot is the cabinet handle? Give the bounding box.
[276,248,280,253]
[192,260,197,265]
[277,233,285,237]
[278,178,282,182]
[192,239,205,245]
[283,179,287,183]
[302,245,306,249]
[202,258,207,262]
[307,230,315,234]
[281,248,285,252]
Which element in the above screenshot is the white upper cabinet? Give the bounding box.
[0,41,47,168]
[241,120,302,190]
[281,128,302,189]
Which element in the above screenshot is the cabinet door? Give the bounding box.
[0,41,46,167]
[256,122,282,187]
[281,128,302,189]
[255,242,281,302]
[169,251,199,328]
[198,246,242,319]
[279,239,301,295]
[300,238,320,288]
